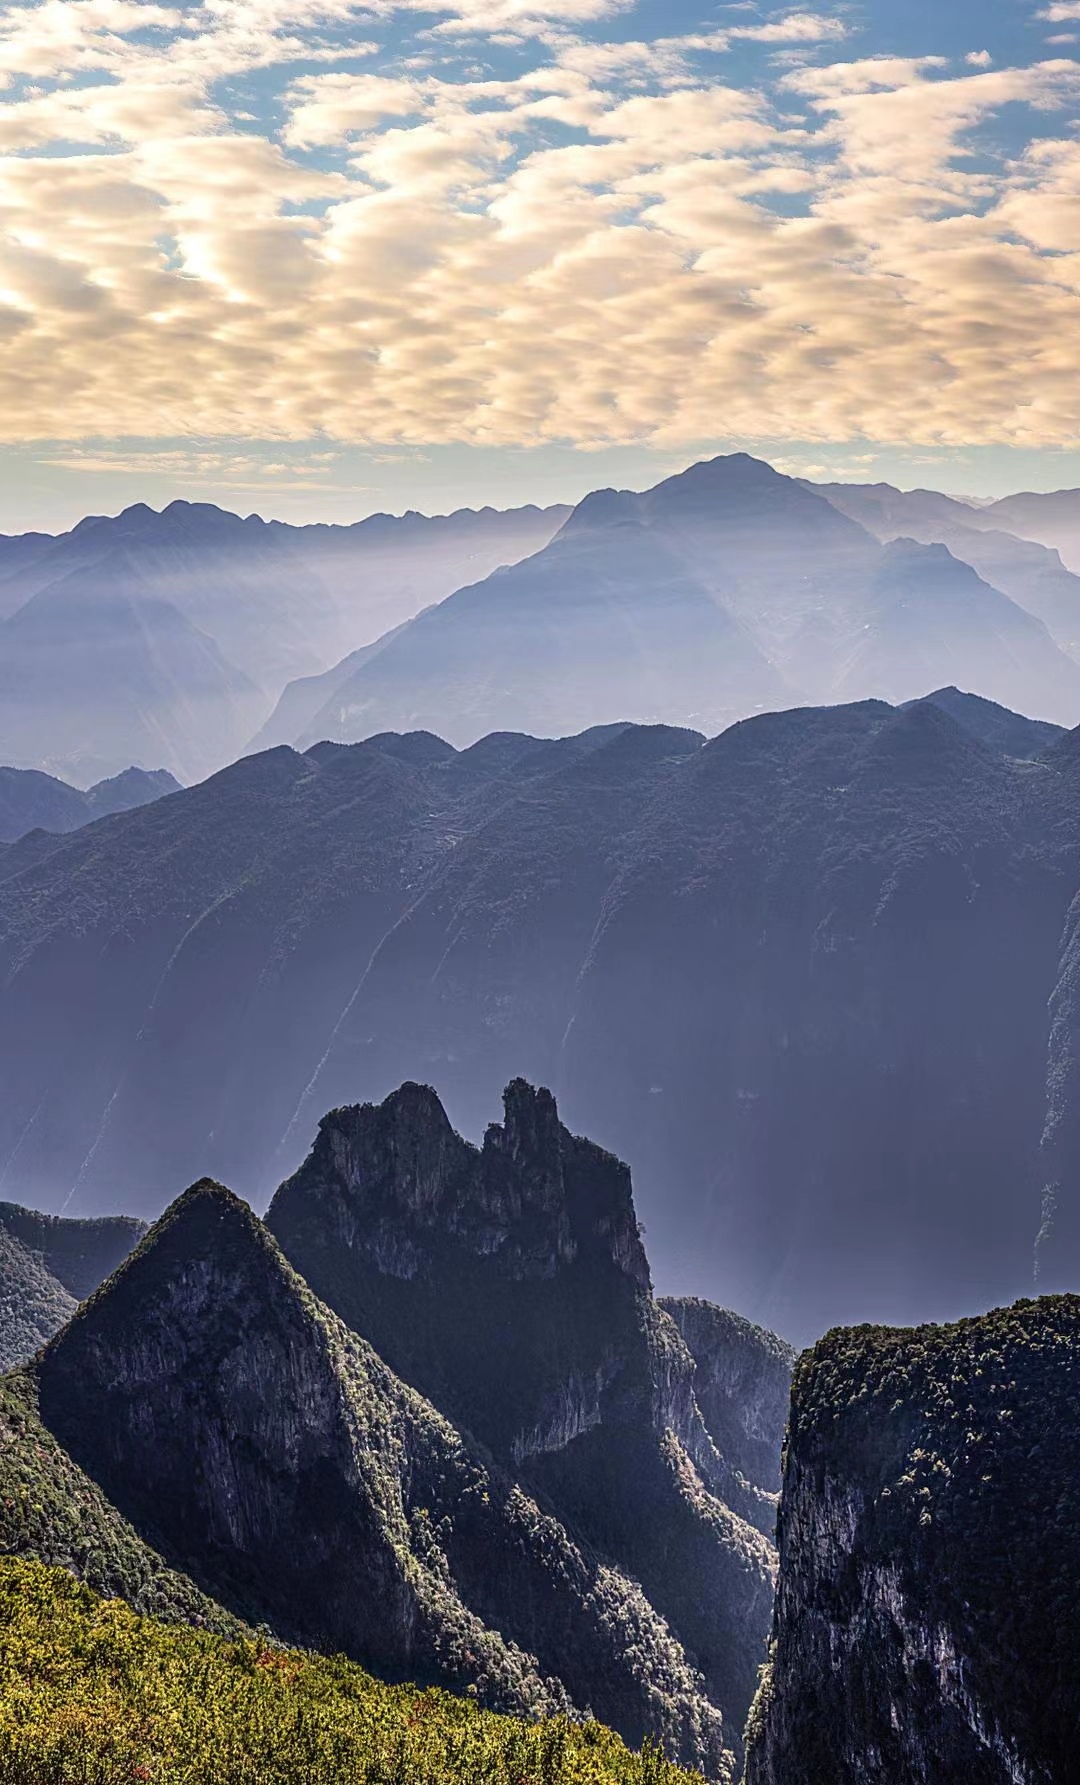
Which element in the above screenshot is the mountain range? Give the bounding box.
[2,1081,790,1781]
[0,1200,145,1370]
[261,457,1080,751]
[0,763,178,844]
[7,458,1080,786]
[3,690,1080,1341]
[0,501,566,782]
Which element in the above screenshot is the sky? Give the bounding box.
[2,0,1080,528]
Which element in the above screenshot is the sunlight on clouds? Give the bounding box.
[1,1,1080,451]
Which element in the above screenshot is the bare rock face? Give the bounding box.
[744,1297,1080,1785]
[661,1297,795,1509]
[34,1180,734,1779]
[268,1081,779,1765]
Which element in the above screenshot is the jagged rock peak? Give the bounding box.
[282,1078,650,1289]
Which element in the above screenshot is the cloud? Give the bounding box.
[2,5,1080,455]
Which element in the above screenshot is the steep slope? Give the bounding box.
[0,1231,74,1372]
[659,1300,794,1500]
[0,1555,702,1785]
[816,479,1080,660]
[0,764,179,843]
[744,1297,1080,1785]
[31,1177,738,1777]
[831,539,1080,725]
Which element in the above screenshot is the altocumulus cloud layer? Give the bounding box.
[2,0,1080,450]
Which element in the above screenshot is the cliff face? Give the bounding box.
[661,1298,795,1501]
[33,1179,736,1779]
[744,1297,1080,1785]
[268,1081,779,1757]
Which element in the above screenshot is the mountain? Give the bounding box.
[1,1554,701,1785]
[0,501,567,782]
[744,1296,1080,1784]
[6,695,1080,1341]
[815,479,1080,661]
[984,487,1080,572]
[829,538,1080,723]
[274,456,1080,749]
[13,1118,790,1779]
[0,1228,74,1372]
[903,686,1063,759]
[0,1201,146,1370]
[268,1079,779,1732]
[0,558,263,785]
[0,764,179,843]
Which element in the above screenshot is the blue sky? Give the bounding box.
[1,0,1079,527]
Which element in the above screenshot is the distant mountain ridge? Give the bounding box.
[4,692,1080,1340]
[277,456,1080,750]
[0,500,568,782]
[0,763,179,843]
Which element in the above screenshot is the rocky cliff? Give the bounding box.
[268,1081,782,1755]
[29,1177,740,1778]
[744,1297,1080,1784]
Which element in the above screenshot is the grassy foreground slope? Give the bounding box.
[0,1556,703,1785]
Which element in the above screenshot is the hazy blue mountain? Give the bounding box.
[830,539,1080,722]
[0,500,568,781]
[0,552,264,785]
[282,456,1080,749]
[4,696,1080,1341]
[984,487,1080,572]
[0,764,179,843]
[816,479,1080,660]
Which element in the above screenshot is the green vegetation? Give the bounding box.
[0,1555,704,1785]
[0,1369,245,1636]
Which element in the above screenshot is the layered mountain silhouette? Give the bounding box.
[0,1200,144,1370]
[6,694,1080,1339]
[274,456,1080,749]
[0,764,179,844]
[746,1295,1080,1784]
[0,501,566,782]
[816,478,1080,662]
[3,1082,790,1780]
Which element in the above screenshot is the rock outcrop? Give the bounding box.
[31,1177,739,1778]
[268,1081,780,1757]
[744,1297,1080,1784]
